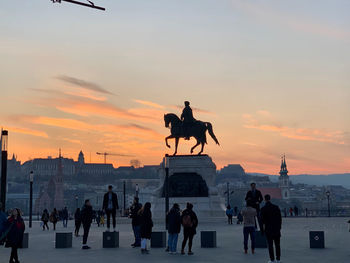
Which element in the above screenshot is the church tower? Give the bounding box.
[78,150,85,165]
[279,155,290,200]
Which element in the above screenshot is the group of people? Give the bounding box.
[0,203,25,263]
[240,183,282,263]
[41,207,68,231]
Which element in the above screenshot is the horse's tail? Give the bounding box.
[205,122,220,146]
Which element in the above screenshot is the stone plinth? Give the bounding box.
[151,155,224,218]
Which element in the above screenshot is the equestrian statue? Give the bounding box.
[164,101,220,155]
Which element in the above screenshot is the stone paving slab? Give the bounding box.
[0,217,349,263]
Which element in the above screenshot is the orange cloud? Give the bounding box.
[5,126,48,138]
[242,113,347,145]
[133,99,164,109]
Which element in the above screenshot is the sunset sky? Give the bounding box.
[1,0,349,174]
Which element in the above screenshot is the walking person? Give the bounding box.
[289,207,293,217]
[261,194,282,263]
[139,202,153,254]
[6,208,25,263]
[50,208,58,231]
[245,183,263,230]
[129,197,142,247]
[74,208,82,237]
[167,203,181,254]
[102,185,119,232]
[62,207,69,228]
[81,200,93,249]
[294,206,299,217]
[241,200,257,254]
[181,203,198,255]
[226,205,233,225]
[41,209,49,231]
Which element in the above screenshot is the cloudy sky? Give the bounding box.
[0,0,349,174]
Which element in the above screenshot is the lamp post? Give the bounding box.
[326,191,330,217]
[135,184,139,198]
[75,195,78,210]
[164,155,169,230]
[0,130,8,212]
[123,181,126,217]
[29,171,34,228]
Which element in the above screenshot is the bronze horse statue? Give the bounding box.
[164,113,220,155]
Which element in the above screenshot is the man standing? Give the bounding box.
[62,207,69,228]
[102,185,119,232]
[180,101,195,140]
[81,199,93,250]
[261,194,282,263]
[129,197,142,247]
[245,183,263,229]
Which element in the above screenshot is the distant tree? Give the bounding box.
[130,159,141,168]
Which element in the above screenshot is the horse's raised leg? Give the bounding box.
[173,137,179,155]
[165,135,173,148]
[198,142,205,155]
[191,139,200,154]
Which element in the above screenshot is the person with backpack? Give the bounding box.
[241,199,257,254]
[226,205,233,224]
[181,203,198,255]
[74,208,82,237]
[41,209,49,231]
[50,208,58,231]
[166,203,181,254]
[6,208,25,263]
[139,202,153,254]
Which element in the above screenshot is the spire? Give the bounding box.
[59,148,62,158]
[283,154,287,171]
[280,156,284,170]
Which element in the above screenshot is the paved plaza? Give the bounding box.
[0,217,349,263]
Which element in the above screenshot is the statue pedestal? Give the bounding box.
[151,155,224,218]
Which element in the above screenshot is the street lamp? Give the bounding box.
[164,155,170,230]
[123,181,126,217]
[75,195,78,210]
[0,130,8,212]
[326,191,331,217]
[29,171,34,228]
[135,184,139,198]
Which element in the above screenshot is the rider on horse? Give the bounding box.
[181,101,196,140]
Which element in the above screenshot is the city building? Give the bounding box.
[279,155,290,200]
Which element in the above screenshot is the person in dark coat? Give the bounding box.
[74,208,82,237]
[6,208,25,263]
[129,197,142,247]
[41,209,49,231]
[261,194,282,263]
[181,101,196,140]
[181,203,198,255]
[245,183,263,230]
[81,200,93,249]
[226,205,233,225]
[102,185,119,232]
[166,203,181,254]
[49,208,58,231]
[139,202,153,254]
[62,207,68,228]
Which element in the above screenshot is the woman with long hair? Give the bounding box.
[139,202,153,254]
[6,208,25,263]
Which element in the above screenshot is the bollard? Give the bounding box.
[151,231,166,248]
[201,231,217,248]
[55,232,72,248]
[103,231,119,248]
[309,231,325,248]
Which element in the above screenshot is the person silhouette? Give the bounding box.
[181,101,196,140]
